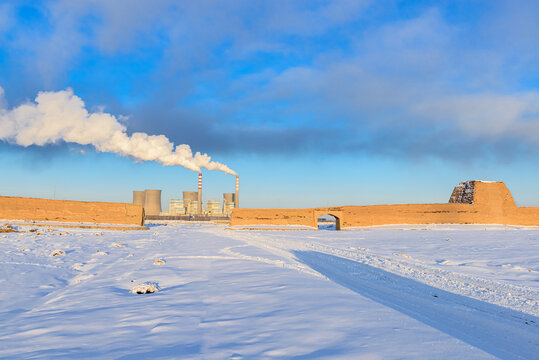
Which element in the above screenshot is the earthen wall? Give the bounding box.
[229,181,539,228]
[0,196,145,226]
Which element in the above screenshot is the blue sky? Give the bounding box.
[1,0,538,209]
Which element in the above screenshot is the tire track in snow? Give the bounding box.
[215,228,538,317]
[294,250,539,360]
[0,261,60,269]
[301,241,539,317]
[219,245,324,278]
[209,227,539,358]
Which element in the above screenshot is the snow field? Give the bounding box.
[0,222,537,359]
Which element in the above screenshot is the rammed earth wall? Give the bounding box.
[0,196,145,226]
[230,181,539,228]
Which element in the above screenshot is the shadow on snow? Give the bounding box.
[293,250,539,360]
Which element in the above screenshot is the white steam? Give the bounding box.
[0,87,236,175]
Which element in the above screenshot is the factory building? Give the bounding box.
[186,200,199,215]
[165,193,234,217]
[133,174,238,218]
[168,199,186,215]
[223,203,235,216]
[206,200,222,216]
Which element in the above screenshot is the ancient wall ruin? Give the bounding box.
[230,181,539,229]
[0,196,145,226]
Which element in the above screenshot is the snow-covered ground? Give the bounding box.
[0,222,537,359]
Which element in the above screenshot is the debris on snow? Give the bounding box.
[130,282,159,294]
[51,249,65,256]
[0,224,18,233]
[154,258,166,265]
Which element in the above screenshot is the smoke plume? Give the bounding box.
[0,87,236,175]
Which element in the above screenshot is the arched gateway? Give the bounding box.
[317,214,341,230]
[314,209,343,230]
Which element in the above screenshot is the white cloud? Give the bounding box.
[3,1,539,158]
[0,3,13,33]
[0,87,236,174]
[414,93,539,141]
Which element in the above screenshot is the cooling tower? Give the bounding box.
[144,189,162,216]
[223,193,235,204]
[198,172,202,215]
[183,191,198,202]
[235,176,239,208]
[133,191,145,205]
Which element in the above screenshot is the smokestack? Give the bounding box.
[198,172,202,215]
[235,175,239,208]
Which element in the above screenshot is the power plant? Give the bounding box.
[223,193,236,216]
[132,191,145,206]
[235,175,239,208]
[198,173,202,215]
[130,189,163,216]
[133,174,239,219]
[142,190,163,216]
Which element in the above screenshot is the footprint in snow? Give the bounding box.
[436,259,450,265]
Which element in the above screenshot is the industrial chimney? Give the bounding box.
[235,176,239,208]
[197,172,202,215]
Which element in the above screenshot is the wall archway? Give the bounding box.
[314,210,343,230]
